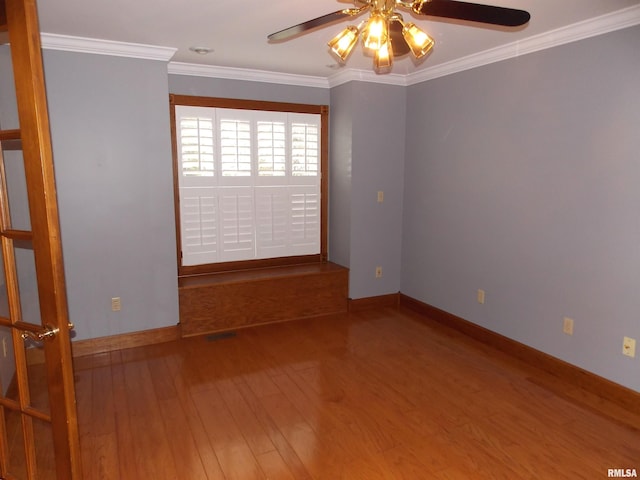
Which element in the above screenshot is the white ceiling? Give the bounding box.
[34,0,640,79]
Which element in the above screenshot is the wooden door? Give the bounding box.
[0,0,81,478]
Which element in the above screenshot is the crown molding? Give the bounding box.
[39,4,640,87]
[327,68,408,88]
[406,3,640,85]
[168,62,329,89]
[40,33,177,62]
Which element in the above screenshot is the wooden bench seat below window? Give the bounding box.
[178,262,349,337]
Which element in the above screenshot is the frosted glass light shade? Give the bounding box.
[363,14,388,50]
[328,26,359,61]
[374,40,393,70]
[402,23,434,58]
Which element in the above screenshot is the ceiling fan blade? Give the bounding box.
[415,0,530,27]
[268,9,364,42]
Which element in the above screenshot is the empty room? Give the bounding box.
[1,0,639,478]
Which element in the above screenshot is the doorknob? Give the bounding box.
[21,325,59,342]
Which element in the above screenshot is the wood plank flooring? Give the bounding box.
[73,307,640,479]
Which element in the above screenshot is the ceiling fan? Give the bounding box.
[267,0,531,72]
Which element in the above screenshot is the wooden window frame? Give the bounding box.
[170,94,329,277]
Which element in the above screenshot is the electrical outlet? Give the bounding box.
[377,191,384,203]
[375,266,383,278]
[563,317,574,336]
[111,297,121,312]
[477,289,485,305]
[622,337,636,358]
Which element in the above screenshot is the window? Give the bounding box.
[170,95,328,275]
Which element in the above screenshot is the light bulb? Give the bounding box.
[363,14,388,51]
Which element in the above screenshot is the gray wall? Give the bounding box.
[43,51,179,341]
[401,25,640,391]
[330,82,406,298]
[169,75,329,105]
[328,84,353,269]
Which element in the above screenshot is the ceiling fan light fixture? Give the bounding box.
[328,25,360,61]
[268,0,531,74]
[362,13,388,51]
[401,22,434,58]
[374,39,393,71]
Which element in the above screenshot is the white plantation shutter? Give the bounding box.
[180,116,215,177]
[176,106,217,266]
[257,121,286,176]
[220,119,252,177]
[220,189,254,261]
[291,123,319,177]
[255,186,289,258]
[290,187,320,252]
[180,189,218,265]
[175,106,321,265]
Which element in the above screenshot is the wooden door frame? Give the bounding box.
[2,0,81,477]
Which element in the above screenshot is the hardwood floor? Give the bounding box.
[73,307,640,479]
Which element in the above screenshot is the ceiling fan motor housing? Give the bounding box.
[372,0,398,14]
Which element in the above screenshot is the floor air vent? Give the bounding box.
[205,331,237,342]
